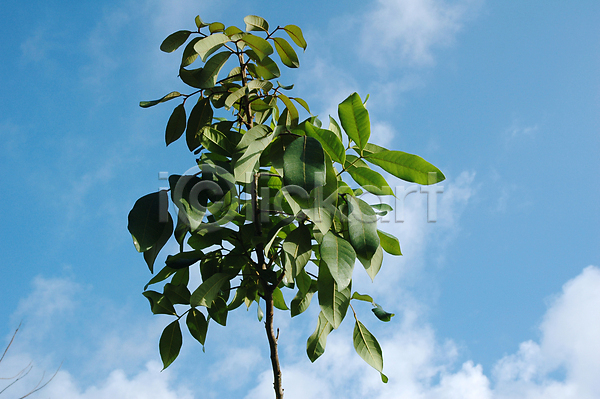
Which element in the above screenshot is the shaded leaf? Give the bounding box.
[283,224,312,276]
[304,122,345,165]
[165,104,187,146]
[233,125,273,183]
[318,259,352,328]
[194,33,230,61]
[272,287,289,311]
[283,136,326,192]
[159,320,182,370]
[372,304,395,322]
[207,296,228,325]
[144,266,176,290]
[165,250,204,269]
[347,196,380,260]
[190,272,234,307]
[143,291,176,315]
[186,98,213,152]
[358,245,383,282]
[164,283,191,305]
[306,312,333,362]
[128,191,171,252]
[143,212,173,273]
[186,308,208,346]
[351,292,374,304]
[181,37,201,67]
[242,33,274,61]
[160,31,192,53]
[140,91,182,108]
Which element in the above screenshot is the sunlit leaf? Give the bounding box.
[244,15,269,32]
[140,91,182,108]
[320,232,355,289]
[318,258,352,328]
[209,22,225,34]
[273,37,299,68]
[272,287,289,311]
[194,33,230,62]
[283,25,307,50]
[338,93,370,150]
[347,196,380,260]
[353,320,384,374]
[377,230,402,256]
[365,150,445,185]
[242,33,273,61]
[304,122,345,165]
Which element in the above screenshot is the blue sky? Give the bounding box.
[1,0,599,398]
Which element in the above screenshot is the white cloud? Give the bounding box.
[361,0,480,67]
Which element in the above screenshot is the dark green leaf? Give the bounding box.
[181,37,201,67]
[165,104,187,146]
[291,97,311,114]
[283,224,312,276]
[347,196,380,260]
[144,266,176,290]
[283,25,307,50]
[186,308,208,346]
[318,259,351,328]
[291,289,314,317]
[207,296,228,325]
[143,291,176,315]
[365,150,445,185]
[372,304,395,322]
[338,93,370,150]
[273,37,299,68]
[320,232,356,289]
[140,91,182,108]
[306,312,333,362]
[233,125,273,183]
[244,15,269,32]
[128,191,171,252]
[190,272,234,307]
[377,230,402,256]
[283,136,326,192]
[143,212,173,273]
[159,320,182,370]
[164,283,191,305]
[242,33,273,61]
[186,98,213,152]
[165,250,204,270]
[160,31,192,53]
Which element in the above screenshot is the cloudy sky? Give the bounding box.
[1,0,599,398]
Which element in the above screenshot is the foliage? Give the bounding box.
[128,13,444,397]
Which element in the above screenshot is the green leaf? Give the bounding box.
[306,312,333,362]
[282,224,312,276]
[244,15,269,32]
[291,97,311,114]
[201,127,235,156]
[347,196,380,260]
[209,22,225,34]
[195,15,208,29]
[165,250,204,269]
[224,85,248,109]
[160,30,192,53]
[359,245,383,282]
[140,91,182,108]
[207,296,228,325]
[320,232,356,289]
[338,93,370,150]
[180,51,232,89]
[365,150,445,185]
[372,304,395,322]
[296,268,313,295]
[242,33,274,61]
[272,287,289,311]
[345,163,394,196]
[181,37,201,67]
[283,25,307,50]
[144,266,176,290]
[143,291,176,315]
[264,216,295,254]
[186,98,213,152]
[186,308,208,346]
[224,25,243,37]
[165,104,187,146]
[128,191,171,252]
[273,37,299,68]
[377,230,402,255]
[248,54,281,79]
[351,292,374,304]
[353,319,384,373]
[233,125,273,183]
[304,122,345,165]
[318,259,352,328]
[142,212,173,273]
[190,272,234,308]
[283,136,326,192]
[291,283,316,317]
[277,94,299,126]
[194,33,230,62]
[328,116,343,142]
[164,283,191,305]
[159,320,182,370]
[370,203,393,216]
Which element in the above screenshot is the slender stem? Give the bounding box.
[264,288,283,399]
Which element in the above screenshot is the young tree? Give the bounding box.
[128,13,444,398]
